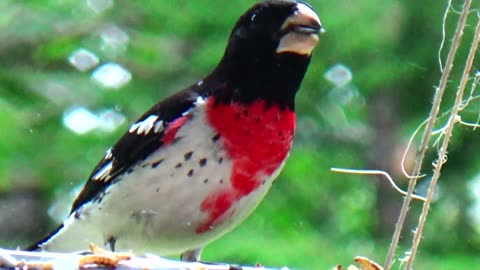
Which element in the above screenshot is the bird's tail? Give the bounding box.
[24,223,64,251]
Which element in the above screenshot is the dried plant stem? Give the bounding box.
[404,12,480,270]
[383,1,473,269]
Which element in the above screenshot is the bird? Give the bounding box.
[26,0,324,262]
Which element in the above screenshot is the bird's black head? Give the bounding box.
[211,0,324,110]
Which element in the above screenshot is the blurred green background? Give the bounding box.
[1,0,480,269]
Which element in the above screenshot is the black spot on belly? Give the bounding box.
[152,159,164,168]
[92,191,106,205]
[218,157,223,164]
[187,169,194,177]
[184,151,193,161]
[212,134,221,142]
[175,162,182,168]
[199,158,207,167]
[220,179,224,184]
[106,236,117,251]
[203,178,208,183]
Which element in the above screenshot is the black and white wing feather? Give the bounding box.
[70,88,203,212]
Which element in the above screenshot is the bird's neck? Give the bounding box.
[207,51,312,110]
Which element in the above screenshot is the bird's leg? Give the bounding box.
[181,248,243,270]
[106,236,117,252]
[180,248,202,262]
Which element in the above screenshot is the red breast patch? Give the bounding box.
[196,98,295,233]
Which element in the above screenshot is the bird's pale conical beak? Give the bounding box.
[276,2,324,55]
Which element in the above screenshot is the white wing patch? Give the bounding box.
[105,148,113,159]
[154,120,164,133]
[129,115,164,135]
[92,160,113,181]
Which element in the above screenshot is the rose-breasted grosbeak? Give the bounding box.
[27,0,323,261]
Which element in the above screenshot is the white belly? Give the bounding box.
[40,103,280,255]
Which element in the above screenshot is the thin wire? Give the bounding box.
[330,168,426,202]
[438,0,452,72]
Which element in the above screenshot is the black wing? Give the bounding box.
[70,87,203,212]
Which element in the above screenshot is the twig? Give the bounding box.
[330,168,426,202]
[404,10,480,270]
[383,1,473,269]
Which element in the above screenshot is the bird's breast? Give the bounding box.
[198,97,296,233]
[206,98,296,188]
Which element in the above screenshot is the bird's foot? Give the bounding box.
[78,243,133,268]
